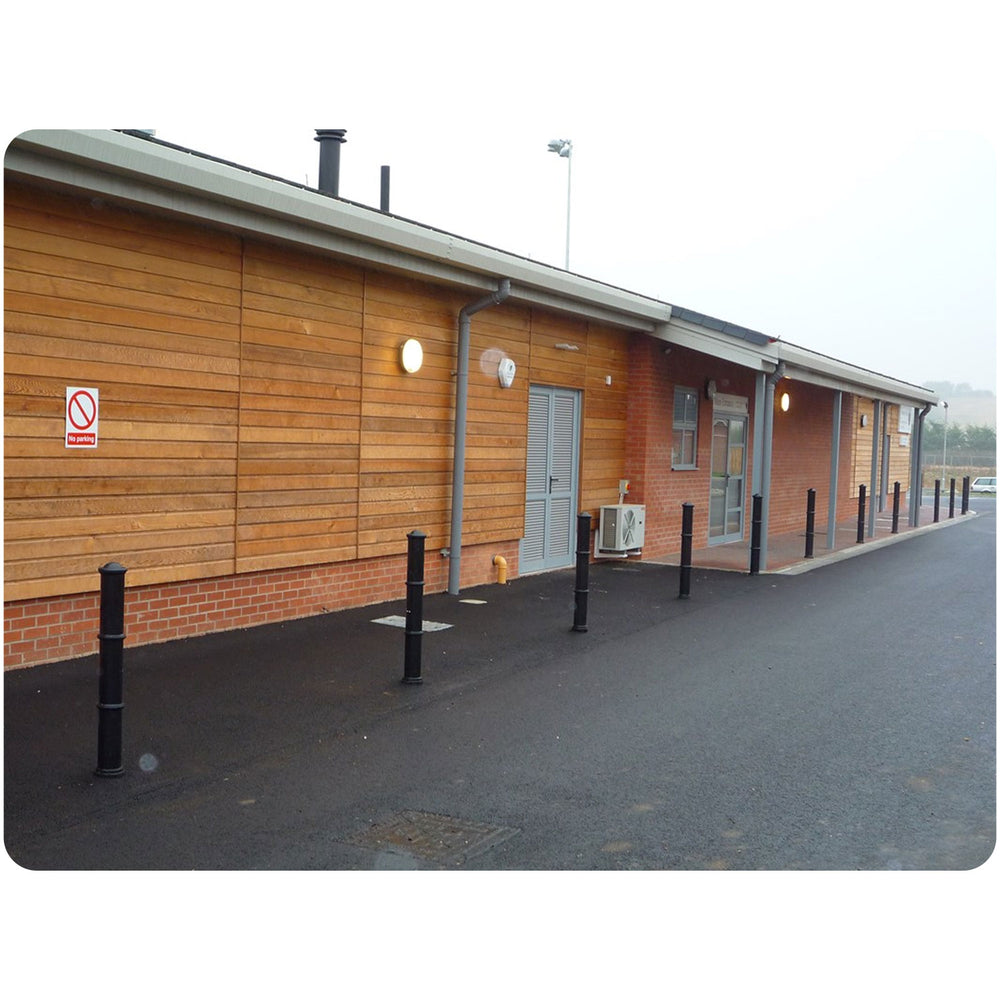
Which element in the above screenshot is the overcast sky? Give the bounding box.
[7,1,998,396]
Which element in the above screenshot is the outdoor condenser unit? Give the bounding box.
[595,504,645,558]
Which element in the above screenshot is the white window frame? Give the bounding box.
[672,386,699,470]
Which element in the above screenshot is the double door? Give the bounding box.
[521,386,580,573]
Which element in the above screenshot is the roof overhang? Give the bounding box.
[653,311,936,409]
[5,129,672,334]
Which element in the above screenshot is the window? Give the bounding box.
[672,387,698,469]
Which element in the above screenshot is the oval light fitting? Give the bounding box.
[400,338,423,373]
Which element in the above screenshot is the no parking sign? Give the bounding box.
[65,386,99,448]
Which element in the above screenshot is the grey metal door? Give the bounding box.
[521,386,580,573]
[709,415,747,542]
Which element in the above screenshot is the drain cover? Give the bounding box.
[347,810,519,866]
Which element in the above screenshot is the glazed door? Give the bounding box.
[709,415,747,542]
[521,386,580,573]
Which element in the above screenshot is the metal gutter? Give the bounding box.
[5,129,671,333]
[5,130,938,411]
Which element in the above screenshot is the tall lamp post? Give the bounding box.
[941,400,949,485]
[547,138,572,269]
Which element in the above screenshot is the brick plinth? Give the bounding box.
[4,540,520,671]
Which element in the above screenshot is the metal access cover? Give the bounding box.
[347,810,519,866]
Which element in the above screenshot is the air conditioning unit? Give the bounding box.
[596,504,645,558]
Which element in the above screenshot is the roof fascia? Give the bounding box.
[777,343,938,408]
[656,315,779,372]
[6,130,670,333]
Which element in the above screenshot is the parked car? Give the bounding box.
[970,476,996,493]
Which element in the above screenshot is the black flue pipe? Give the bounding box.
[314,129,347,196]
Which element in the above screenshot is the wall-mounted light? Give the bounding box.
[860,413,868,428]
[705,379,717,400]
[780,392,790,412]
[400,338,423,373]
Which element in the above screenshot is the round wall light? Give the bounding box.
[780,392,790,412]
[400,338,423,373]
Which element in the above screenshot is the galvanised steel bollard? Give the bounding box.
[749,494,762,575]
[402,530,426,685]
[856,484,867,543]
[572,511,591,632]
[805,488,816,558]
[934,480,941,523]
[961,475,970,514]
[949,478,956,519]
[96,561,127,778]
[679,502,694,597]
[891,481,900,534]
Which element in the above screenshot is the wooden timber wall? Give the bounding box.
[3,181,631,665]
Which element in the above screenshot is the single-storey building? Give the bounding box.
[4,129,937,669]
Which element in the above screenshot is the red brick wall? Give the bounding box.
[768,380,853,534]
[3,539,518,670]
[625,335,857,556]
[626,336,758,556]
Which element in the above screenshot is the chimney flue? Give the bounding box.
[380,165,391,212]
[314,129,347,196]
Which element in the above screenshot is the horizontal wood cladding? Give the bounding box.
[234,242,364,575]
[5,181,635,604]
[4,183,242,600]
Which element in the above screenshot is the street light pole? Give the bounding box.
[942,400,949,485]
[547,138,572,269]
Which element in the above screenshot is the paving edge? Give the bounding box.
[775,510,980,576]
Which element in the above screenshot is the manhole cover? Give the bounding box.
[347,810,519,866]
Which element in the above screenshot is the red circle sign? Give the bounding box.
[68,389,97,430]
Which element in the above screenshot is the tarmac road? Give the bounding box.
[4,503,995,872]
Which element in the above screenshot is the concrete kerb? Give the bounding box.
[775,510,979,576]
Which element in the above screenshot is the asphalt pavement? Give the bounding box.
[4,501,995,872]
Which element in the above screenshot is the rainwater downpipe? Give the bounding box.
[909,404,931,526]
[826,391,843,550]
[448,278,511,595]
[758,361,785,571]
[867,399,881,538]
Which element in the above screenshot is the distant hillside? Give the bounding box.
[923,382,997,428]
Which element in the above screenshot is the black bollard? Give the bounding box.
[749,494,762,575]
[96,562,127,777]
[679,503,694,597]
[949,478,956,519]
[402,530,425,685]
[961,476,970,514]
[805,488,816,558]
[856,484,866,543]
[891,481,900,534]
[572,512,591,632]
[934,480,941,523]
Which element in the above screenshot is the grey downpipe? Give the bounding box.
[867,400,881,538]
[448,278,511,595]
[909,403,932,526]
[758,361,785,570]
[827,391,843,550]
